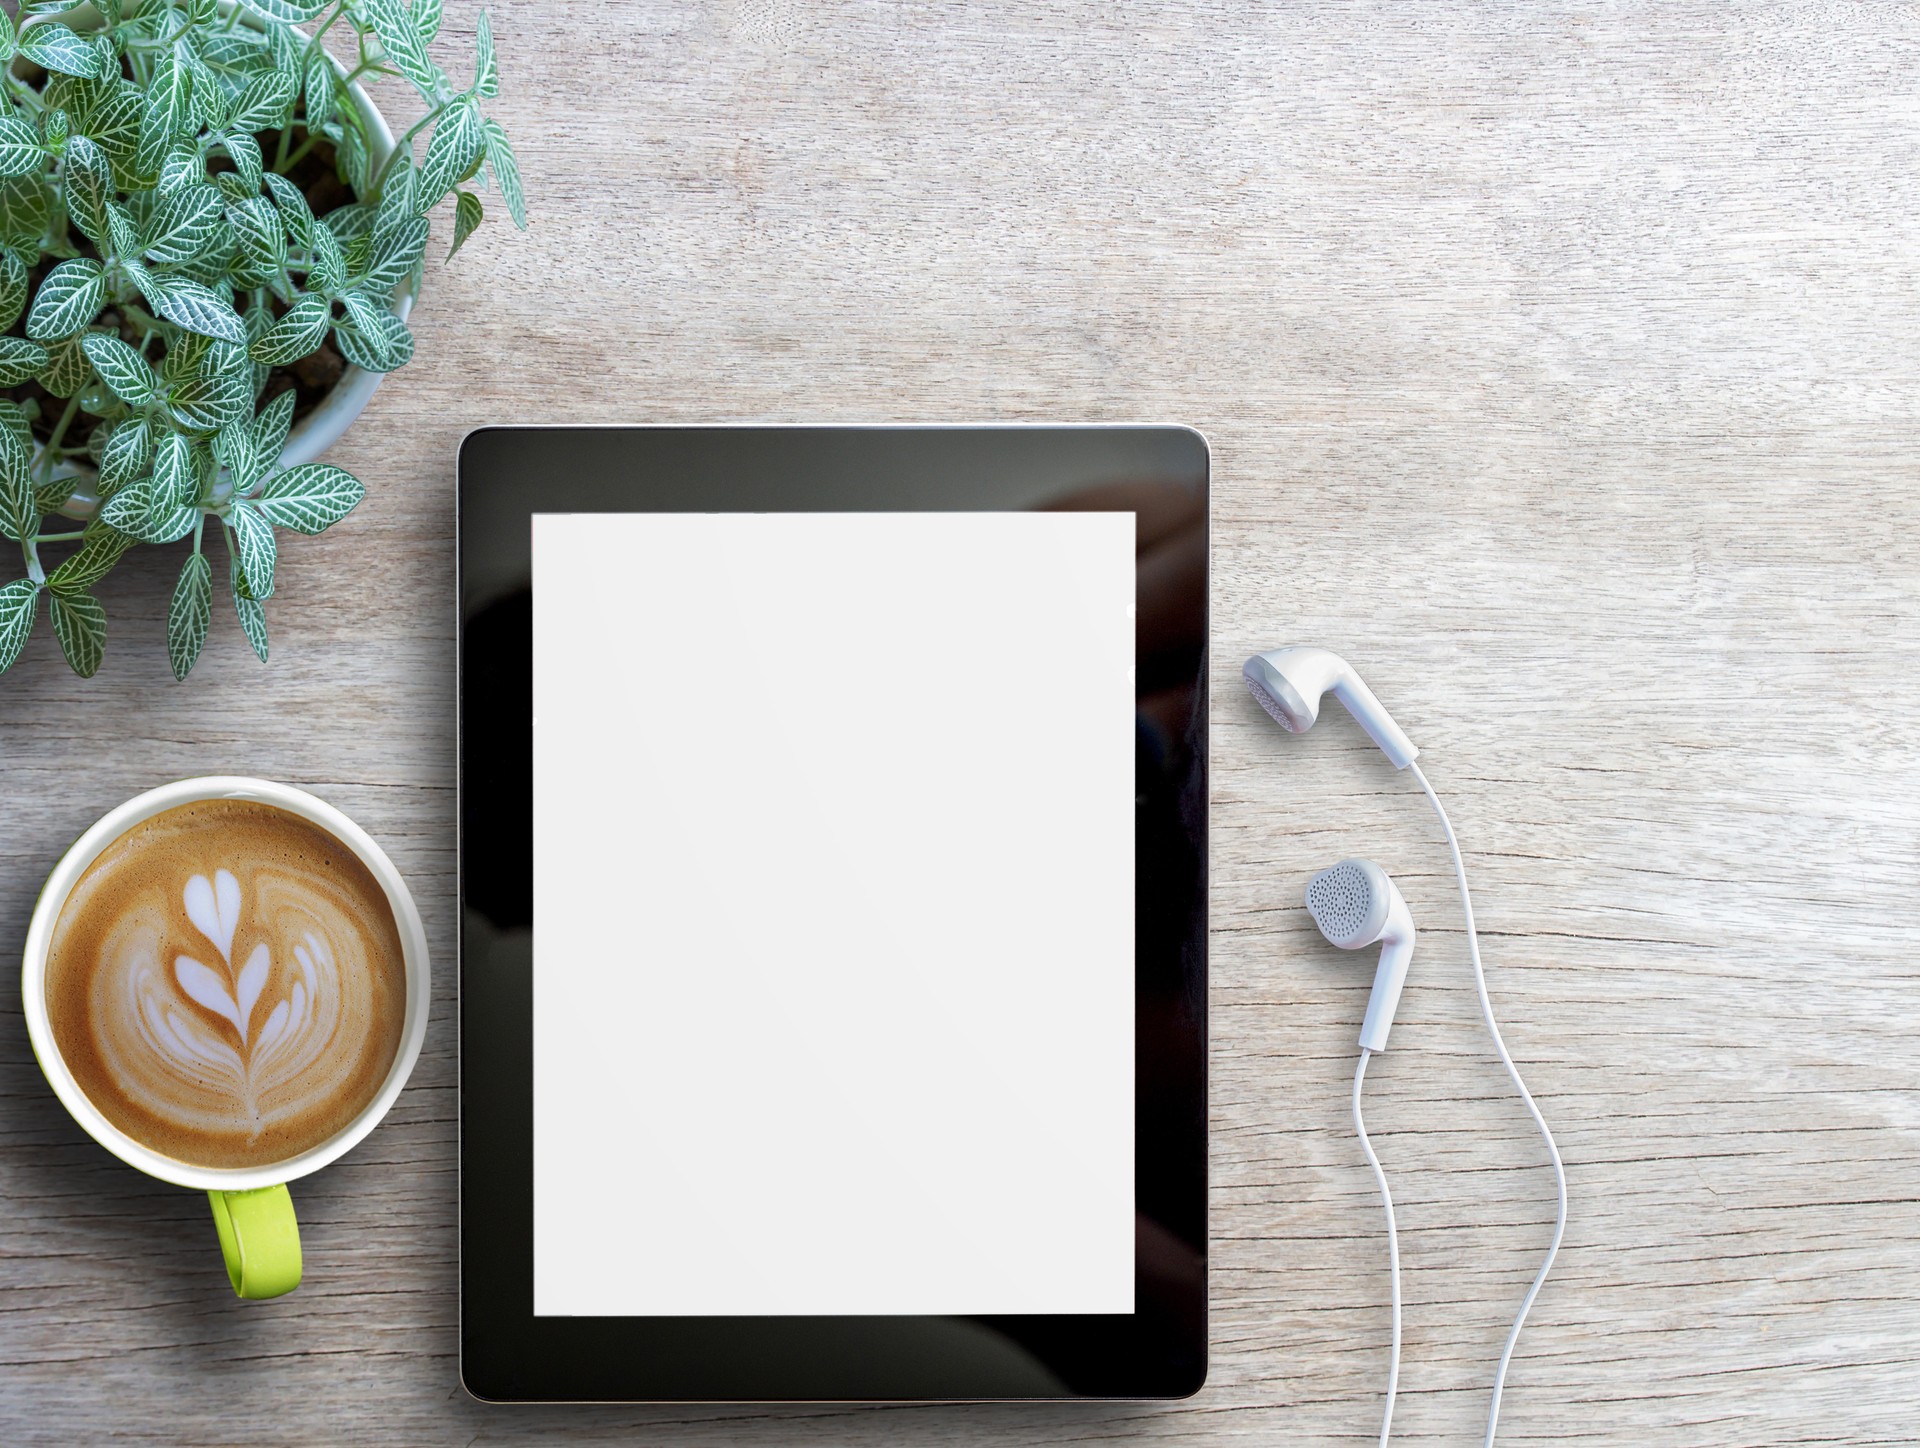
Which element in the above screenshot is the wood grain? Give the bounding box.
[3,0,1918,1441]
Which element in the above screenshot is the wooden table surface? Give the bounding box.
[4,1,1918,1442]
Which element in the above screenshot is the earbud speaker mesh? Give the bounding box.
[1247,677,1304,732]
[1307,860,1374,947]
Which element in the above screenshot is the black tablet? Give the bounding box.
[458,426,1208,1402]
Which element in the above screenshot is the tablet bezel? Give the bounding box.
[457,425,1208,1402]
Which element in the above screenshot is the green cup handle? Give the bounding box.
[208,1185,302,1300]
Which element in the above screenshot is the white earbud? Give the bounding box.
[1243,646,1419,770]
[1306,858,1416,1054]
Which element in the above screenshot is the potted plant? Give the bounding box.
[0,0,520,679]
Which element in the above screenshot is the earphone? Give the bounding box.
[1247,646,1569,1448]
[1306,858,1415,1055]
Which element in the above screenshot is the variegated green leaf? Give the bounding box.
[250,386,295,461]
[416,0,444,43]
[144,182,224,264]
[146,47,194,139]
[448,189,482,260]
[80,331,155,405]
[232,0,328,22]
[135,104,175,178]
[227,68,296,134]
[307,217,346,294]
[335,288,387,355]
[100,475,150,531]
[266,16,300,82]
[167,549,210,680]
[32,474,74,514]
[244,298,273,393]
[483,118,524,229]
[84,83,145,174]
[48,587,103,676]
[228,497,275,598]
[302,52,335,130]
[227,196,285,281]
[225,130,263,193]
[156,141,203,193]
[63,133,111,243]
[18,22,103,78]
[169,367,251,433]
[124,494,197,545]
[0,251,26,329]
[335,306,412,373]
[361,0,438,96]
[421,99,482,208]
[247,292,329,364]
[0,423,33,541]
[336,117,369,198]
[0,172,50,248]
[0,9,16,69]
[46,523,132,593]
[157,339,222,403]
[0,399,31,455]
[128,267,248,345]
[187,50,224,131]
[161,332,245,389]
[324,200,376,243]
[374,155,417,237]
[36,331,92,396]
[106,201,138,258]
[253,462,363,534]
[98,415,153,493]
[0,336,47,386]
[0,577,39,672]
[263,170,315,250]
[229,541,266,659]
[475,9,498,99]
[363,215,426,291]
[150,430,198,508]
[0,115,43,178]
[26,257,103,340]
[213,417,260,489]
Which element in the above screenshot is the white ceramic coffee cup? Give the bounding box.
[20,777,430,1296]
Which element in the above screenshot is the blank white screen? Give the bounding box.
[531,511,1136,1317]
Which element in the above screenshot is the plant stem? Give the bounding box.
[272,2,349,176]
[4,73,44,113]
[280,133,324,170]
[43,393,85,465]
[31,530,85,545]
[119,302,165,346]
[308,0,347,50]
[371,102,452,196]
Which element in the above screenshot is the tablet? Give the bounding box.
[458,426,1207,1402]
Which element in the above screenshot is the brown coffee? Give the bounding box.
[44,800,408,1171]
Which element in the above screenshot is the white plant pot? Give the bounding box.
[37,6,412,520]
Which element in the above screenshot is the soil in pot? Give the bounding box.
[4,124,355,464]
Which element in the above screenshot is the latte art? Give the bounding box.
[45,801,408,1171]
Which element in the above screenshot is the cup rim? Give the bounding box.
[20,776,431,1192]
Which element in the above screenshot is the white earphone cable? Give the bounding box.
[1352,1048,1400,1448]
[1406,759,1569,1448]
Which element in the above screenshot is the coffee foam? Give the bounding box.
[44,800,408,1171]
